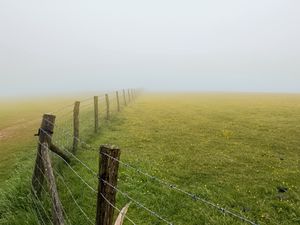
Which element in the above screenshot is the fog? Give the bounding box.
[0,0,299,96]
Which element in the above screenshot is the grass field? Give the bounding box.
[1,93,300,225]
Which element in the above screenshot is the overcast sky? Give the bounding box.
[0,0,299,96]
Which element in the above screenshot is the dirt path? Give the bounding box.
[0,118,40,141]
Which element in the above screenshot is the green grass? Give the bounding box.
[1,93,300,225]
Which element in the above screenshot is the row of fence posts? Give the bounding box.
[31,89,138,225]
[73,89,137,153]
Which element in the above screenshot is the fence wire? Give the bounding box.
[30,90,138,225]
[29,89,259,225]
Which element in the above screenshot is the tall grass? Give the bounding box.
[1,93,300,225]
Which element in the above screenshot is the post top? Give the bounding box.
[100,144,120,150]
[43,113,56,119]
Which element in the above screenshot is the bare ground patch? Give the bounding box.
[0,119,39,140]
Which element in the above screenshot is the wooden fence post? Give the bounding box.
[123,89,127,106]
[105,94,110,120]
[127,89,131,103]
[41,142,65,225]
[116,91,120,112]
[73,101,80,153]
[32,114,56,196]
[94,96,99,133]
[96,145,121,225]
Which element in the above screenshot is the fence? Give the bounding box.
[29,88,259,225]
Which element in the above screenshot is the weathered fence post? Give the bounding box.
[41,142,65,225]
[94,96,99,133]
[32,114,56,196]
[96,145,121,225]
[127,89,131,103]
[123,89,127,106]
[116,91,120,112]
[73,101,80,153]
[105,94,110,120]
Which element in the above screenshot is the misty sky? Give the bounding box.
[0,0,299,96]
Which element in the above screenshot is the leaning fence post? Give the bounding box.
[123,89,127,106]
[32,114,56,197]
[94,96,99,133]
[41,142,65,225]
[105,94,110,120]
[96,145,121,225]
[73,101,80,153]
[116,91,120,112]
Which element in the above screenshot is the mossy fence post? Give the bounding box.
[116,91,120,112]
[105,94,110,120]
[73,101,80,153]
[123,89,127,106]
[32,114,56,196]
[41,142,65,225]
[96,145,121,225]
[32,114,67,225]
[94,96,99,133]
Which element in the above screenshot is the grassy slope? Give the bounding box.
[1,93,300,225]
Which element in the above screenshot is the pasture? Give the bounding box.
[0,93,300,225]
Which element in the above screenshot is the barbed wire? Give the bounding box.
[1,89,136,224]
[79,97,94,103]
[49,144,193,225]
[33,153,72,225]
[101,179,174,225]
[31,199,45,225]
[0,89,134,133]
[45,141,137,225]
[40,129,97,177]
[52,94,108,116]
[38,141,96,194]
[31,185,55,225]
[37,137,175,225]
[51,104,74,115]
[53,160,137,225]
[55,110,74,119]
[40,117,259,225]
[42,121,259,225]
[100,151,259,225]
[31,189,52,225]
[30,91,216,225]
[52,168,94,225]
[99,193,137,225]
[47,116,257,225]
